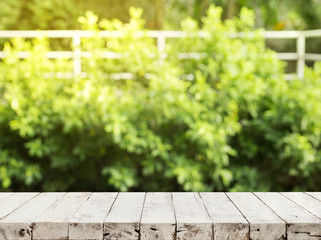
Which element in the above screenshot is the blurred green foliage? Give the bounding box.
[1,0,321,31]
[0,6,321,191]
[166,0,321,30]
[0,0,166,30]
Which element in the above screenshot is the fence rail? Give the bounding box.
[1,29,321,79]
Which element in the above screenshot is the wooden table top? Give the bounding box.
[0,192,320,240]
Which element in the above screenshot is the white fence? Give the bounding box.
[1,29,321,80]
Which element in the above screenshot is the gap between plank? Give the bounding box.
[67,192,93,238]
[102,193,119,239]
[224,192,251,239]
[305,192,321,202]
[0,193,40,220]
[197,193,214,240]
[280,193,321,221]
[31,192,67,240]
[252,192,288,240]
[137,192,147,240]
[170,193,178,240]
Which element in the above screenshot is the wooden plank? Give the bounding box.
[200,192,249,240]
[0,193,64,240]
[32,192,91,240]
[69,192,118,240]
[282,192,321,219]
[0,193,38,240]
[140,192,176,240]
[255,192,321,240]
[306,192,321,201]
[226,192,285,240]
[172,192,212,240]
[0,193,38,220]
[0,193,12,201]
[104,192,146,240]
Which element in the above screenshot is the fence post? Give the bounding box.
[157,34,166,52]
[297,33,306,79]
[156,34,167,65]
[72,34,82,76]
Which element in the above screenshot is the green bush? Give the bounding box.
[0,5,320,191]
[0,0,165,31]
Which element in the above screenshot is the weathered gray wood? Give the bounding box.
[69,192,118,240]
[0,192,64,240]
[172,192,212,240]
[2,192,321,240]
[32,192,91,240]
[0,193,38,240]
[282,192,321,219]
[306,192,321,201]
[200,192,249,240]
[0,193,38,220]
[255,192,321,240]
[227,192,286,240]
[140,192,176,240]
[0,193,12,201]
[104,192,146,240]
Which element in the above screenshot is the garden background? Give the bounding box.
[0,0,321,192]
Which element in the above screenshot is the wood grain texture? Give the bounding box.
[227,192,286,240]
[32,192,91,240]
[140,192,176,240]
[0,193,64,240]
[0,193,38,240]
[282,192,321,219]
[0,193,38,220]
[69,192,118,240]
[104,192,146,240]
[200,192,249,240]
[255,192,321,240]
[172,192,212,240]
[306,192,321,201]
[0,193,11,201]
[1,192,321,240]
